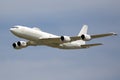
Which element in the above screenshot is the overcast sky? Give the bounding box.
[0,0,120,80]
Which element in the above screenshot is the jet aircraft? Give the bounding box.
[10,25,117,49]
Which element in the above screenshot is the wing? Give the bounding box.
[36,32,117,44]
[38,36,81,44]
[91,32,117,39]
[81,43,103,48]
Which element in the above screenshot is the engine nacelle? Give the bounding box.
[60,36,71,42]
[12,41,27,49]
[81,34,91,41]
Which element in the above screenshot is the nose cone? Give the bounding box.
[10,28,13,31]
[10,26,19,34]
[10,28,15,33]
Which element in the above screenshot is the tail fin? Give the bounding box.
[78,25,88,36]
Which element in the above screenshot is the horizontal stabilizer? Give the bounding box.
[81,43,103,48]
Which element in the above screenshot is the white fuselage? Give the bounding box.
[10,26,58,41]
[10,26,86,49]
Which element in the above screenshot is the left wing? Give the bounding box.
[91,32,117,39]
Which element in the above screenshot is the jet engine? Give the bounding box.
[12,41,27,49]
[81,34,91,41]
[60,36,71,42]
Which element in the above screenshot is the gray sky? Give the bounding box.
[0,0,120,80]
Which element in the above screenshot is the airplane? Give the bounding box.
[10,25,117,50]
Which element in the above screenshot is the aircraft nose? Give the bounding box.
[10,28,13,31]
[10,27,18,34]
[10,28,15,32]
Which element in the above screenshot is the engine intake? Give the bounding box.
[60,36,71,42]
[81,34,91,41]
[12,41,27,49]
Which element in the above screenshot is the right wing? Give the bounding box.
[28,32,117,45]
[91,32,117,39]
[38,36,82,44]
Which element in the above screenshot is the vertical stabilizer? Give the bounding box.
[78,25,88,36]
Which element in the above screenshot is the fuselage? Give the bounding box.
[10,26,58,41]
[10,25,85,49]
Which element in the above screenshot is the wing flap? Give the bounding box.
[81,43,103,48]
[91,32,117,39]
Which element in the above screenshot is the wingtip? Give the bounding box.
[100,43,103,45]
[111,32,117,36]
[97,43,103,45]
[113,32,117,36]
